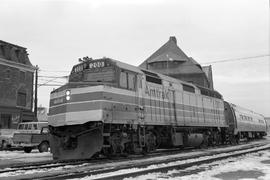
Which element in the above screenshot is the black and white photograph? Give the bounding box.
[0,0,269,179]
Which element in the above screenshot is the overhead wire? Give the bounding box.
[37,53,270,87]
[201,54,269,65]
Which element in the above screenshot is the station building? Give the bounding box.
[0,40,36,130]
[139,36,214,90]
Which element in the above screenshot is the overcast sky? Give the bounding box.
[1,0,269,116]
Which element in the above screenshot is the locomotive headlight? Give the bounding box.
[66,90,71,101]
[66,90,71,96]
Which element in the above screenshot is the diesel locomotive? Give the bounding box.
[48,58,267,160]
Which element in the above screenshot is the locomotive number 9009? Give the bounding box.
[89,61,105,69]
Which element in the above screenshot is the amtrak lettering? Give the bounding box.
[145,85,169,99]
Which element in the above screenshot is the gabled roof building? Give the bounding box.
[139,36,213,89]
[0,40,36,130]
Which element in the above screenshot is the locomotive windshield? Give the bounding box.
[69,59,116,84]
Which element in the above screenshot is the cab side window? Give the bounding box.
[120,71,128,89]
[120,70,136,91]
[128,73,135,90]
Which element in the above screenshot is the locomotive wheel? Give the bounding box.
[144,131,157,153]
[200,133,209,148]
[110,132,129,155]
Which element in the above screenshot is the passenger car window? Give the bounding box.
[33,124,38,130]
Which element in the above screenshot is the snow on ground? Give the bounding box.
[0,150,50,160]
[123,150,270,180]
[0,162,90,178]
[0,149,52,166]
[69,145,270,180]
[0,139,269,179]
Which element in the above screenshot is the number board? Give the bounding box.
[72,60,110,73]
[89,61,105,69]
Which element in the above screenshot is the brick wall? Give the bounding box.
[0,64,33,110]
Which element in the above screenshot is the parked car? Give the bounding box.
[12,122,50,153]
[0,129,17,149]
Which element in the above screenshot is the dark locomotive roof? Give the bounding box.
[196,86,222,99]
[140,66,222,99]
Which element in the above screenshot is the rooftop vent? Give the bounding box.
[169,36,177,44]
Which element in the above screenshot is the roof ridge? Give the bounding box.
[145,37,190,63]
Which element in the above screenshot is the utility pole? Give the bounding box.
[34,65,38,118]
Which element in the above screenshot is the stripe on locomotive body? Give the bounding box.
[48,110,103,127]
[49,85,227,127]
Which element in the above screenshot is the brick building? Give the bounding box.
[139,36,213,89]
[0,40,36,130]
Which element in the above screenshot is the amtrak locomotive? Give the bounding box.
[48,58,267,160]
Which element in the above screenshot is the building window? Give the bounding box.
[17,92,27,107]
[0,114,11,129]
[0,45,5,56]
[5,69,11,79]
[20,71,26,82]
[15,49,20,59]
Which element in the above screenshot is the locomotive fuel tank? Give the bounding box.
[185,133,204,147]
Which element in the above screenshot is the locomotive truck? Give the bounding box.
[48,58,267,160]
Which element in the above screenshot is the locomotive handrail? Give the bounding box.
[74,125,103,138]
[50,125,102,138]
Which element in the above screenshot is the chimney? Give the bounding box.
[169,36,177,44]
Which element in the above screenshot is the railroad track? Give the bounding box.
[0,148,186,174]
[0,140,269,180]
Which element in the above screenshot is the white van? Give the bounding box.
[17,122,48,133]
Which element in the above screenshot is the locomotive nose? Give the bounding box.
[62,136,78,150]
[50,126,103,160]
